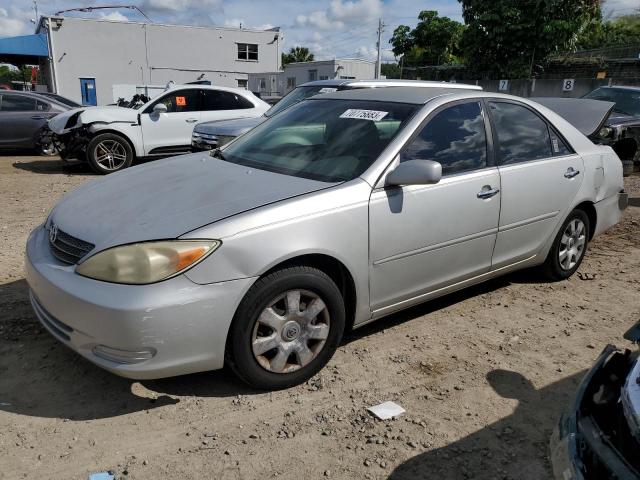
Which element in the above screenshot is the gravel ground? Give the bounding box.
[0,154,639,480]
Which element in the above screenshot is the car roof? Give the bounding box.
[298,79,481,90]
[312,86,469,104]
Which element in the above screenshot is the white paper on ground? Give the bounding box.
[367,401,406,420]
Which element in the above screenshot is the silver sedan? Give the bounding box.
[26,87,627,389]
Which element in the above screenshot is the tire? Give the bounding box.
[542,209,590,281]
[227,266,345,390]
[86,133,133,174]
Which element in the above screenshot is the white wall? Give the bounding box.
[44,17,281,105]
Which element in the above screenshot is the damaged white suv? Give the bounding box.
[48,85,269,174]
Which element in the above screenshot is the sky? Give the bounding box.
[0,0,638,62]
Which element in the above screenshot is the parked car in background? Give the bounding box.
[0,90,71,155]
[48,85,270,174]
[584,86,640,175]
[550,321,640,479]
[27,87,625,389]
[191,79,482,151]
[37,92,81,109]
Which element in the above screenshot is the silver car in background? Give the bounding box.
[191,79,482,151]
[26,87,626,390]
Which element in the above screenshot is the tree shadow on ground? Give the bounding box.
[388,369,585,480]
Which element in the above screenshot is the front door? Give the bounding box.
[486,100,585,268]
[369,100,501,313]
[140,88,202,155]
[79,78,97,106]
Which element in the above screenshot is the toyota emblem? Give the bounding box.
[49,224,58,243]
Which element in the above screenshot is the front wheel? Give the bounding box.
[227,266,345,390]
[86,133,133,174]
[542,209,590,280]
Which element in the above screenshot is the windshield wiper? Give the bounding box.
[210,148,226,160]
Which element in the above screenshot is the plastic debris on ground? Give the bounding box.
[367,401,406,420]
[88,472,115,480]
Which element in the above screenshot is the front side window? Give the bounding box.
[36,100,51,112]
[203,90,253,110]
[0,94,36,112]
[220,99,417,182]
[238,43,258,61]
[489,102,552,165]
[401,102,487,176]
[144,89,201,113]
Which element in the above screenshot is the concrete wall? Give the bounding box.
[42,16,281,105]
[478,77,640,98]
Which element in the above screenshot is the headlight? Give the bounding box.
[598,127,613,138]
[75,240,220,284]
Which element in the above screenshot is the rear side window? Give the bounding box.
[145,89,201,113]
[0,94,36,112]
[489,102,552,165]
[401,101,487,176]
[202,90,254,110]
[549,129,572,156]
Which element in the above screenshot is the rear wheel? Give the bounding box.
[86,133,133,174]
[542,209,590,280]
[227,266,345,390]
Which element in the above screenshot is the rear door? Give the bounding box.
[0,93,42,148]
[200,89,259,123]
[487,100,584,269]
[140,88,202,155]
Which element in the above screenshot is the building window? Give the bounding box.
[287,77,296,89]
[339,75,356,79]
[319,75,329,80]
[308,69,317,81]
[237,79,248,89]
[259,78,267,91]
[238,43,258,61]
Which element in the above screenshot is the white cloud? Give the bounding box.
[296,11,344,30]
[0,7,29,37]
[99,11,130,22]
[329,0,381,22]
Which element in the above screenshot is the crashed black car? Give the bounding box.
[550,321,640,479]
[535,86,640,175]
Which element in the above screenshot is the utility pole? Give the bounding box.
[375,18,384,79]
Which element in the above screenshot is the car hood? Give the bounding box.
[531,97,615,137]
[193,116,266,136]
[48,106,139,134]
[49,152,335,253]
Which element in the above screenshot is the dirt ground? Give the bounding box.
[0,153,639,480]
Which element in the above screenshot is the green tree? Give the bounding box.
[390,11,465,66]
[459,0,601,78]
[577,13,640,49]
[381,62,401,78]
[281,46,315,66]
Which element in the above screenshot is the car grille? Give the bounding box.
[48,225,95,264]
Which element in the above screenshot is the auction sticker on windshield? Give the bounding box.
[340,109,389,121]
[319,88,338,93]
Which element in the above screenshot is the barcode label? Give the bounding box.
[319,88,337,93]
[339,109,389,121]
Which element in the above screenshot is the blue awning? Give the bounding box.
[0,33,49,64]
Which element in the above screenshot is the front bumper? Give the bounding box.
[25,225,256,379]
[550,346,640,480]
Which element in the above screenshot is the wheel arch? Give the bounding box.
[573,200,597,240]
[259,253,358,333]
[87,125,140,157]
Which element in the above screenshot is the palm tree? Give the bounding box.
[282,46,315,65]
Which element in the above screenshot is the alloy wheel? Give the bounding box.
[558,218,586,271]
[251,289,330,373]
[94,140,127,171]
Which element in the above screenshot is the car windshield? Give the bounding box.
[265,85,339,117]
[219,99,418,182]
[583,88,640,118]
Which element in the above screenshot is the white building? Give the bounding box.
[24,16,282,105]
[248,58,376,97]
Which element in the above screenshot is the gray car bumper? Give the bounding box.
[25,225,255,379]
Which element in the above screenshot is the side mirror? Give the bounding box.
[153,103,168,114]
[386,159,442,186]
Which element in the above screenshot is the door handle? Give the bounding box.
[186,118,198,123]
[477,186,500,199]
[31,115,46,120]
[564,167,580,179]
